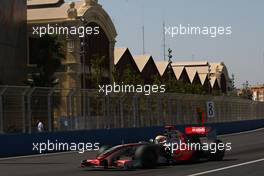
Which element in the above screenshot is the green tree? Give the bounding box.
[113,65,143,85]
[238,81,253,99]
[26,35,65,87]
[90,55,106,88]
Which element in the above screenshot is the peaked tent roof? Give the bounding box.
[172,66,185,80]
[194,66,210,74]
[210,76,219,88]
[210,62,225,74]
[185,67,198,83]
[133,55,152,72]
[114,48,128,65]
[172,61,209,67]
[155,61,169,76]
[198,73,208,85]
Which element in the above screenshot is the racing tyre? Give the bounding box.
[135,145,158,169]
[96,145,112,157]
[188,150,200,163]
[208,139,225,161]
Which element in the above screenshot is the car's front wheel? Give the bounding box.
[135,145,158,169]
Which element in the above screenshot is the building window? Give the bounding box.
[67,40,74,53]
[28,37,39,65]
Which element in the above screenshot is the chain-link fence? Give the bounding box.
[0,86,264,133]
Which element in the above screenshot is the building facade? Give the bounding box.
[27,0,117,89]
[0,0,27,85]
[114,48,141,83]
[251,85,264,102]
[26,0,118,129]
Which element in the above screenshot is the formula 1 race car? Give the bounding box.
[81,125,225,170]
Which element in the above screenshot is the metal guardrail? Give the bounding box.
[0,86,264,133]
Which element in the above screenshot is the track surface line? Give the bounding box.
[187,158,264,176]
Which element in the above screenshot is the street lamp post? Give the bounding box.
[80,40,86,89]
[78,17,89,129]
[78,17,88,90]
[231,74,235,91]
[168,48,173,86]
[208,64,211,94]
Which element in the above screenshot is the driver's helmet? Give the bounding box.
[154,135,167,144]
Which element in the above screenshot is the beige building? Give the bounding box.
[0,0,27,85]
[171,61,231,93]
[113,50,232,93]
[155,61,176,80]
[27,0,232,94]
[251,85,264,102]
[133,55,160,84]
[27,0,117,89]
[113,48,232,93]
[114,48,141,83]
[26,0,118,128]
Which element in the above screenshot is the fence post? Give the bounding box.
[67,89,76,130]
[83,90,87,129]
[71,89,77,129]
[0,87,7,133]
[86,93,90,129]
[157,96,163,126]
[119,96,124,128]
[168,98,172,125]
[21,87,29,133]
[71,89,77,130]
[146,97,151,126]
[26,88,35,134]
[106,96,110,129]
[132,95,138,127]
[176,96,182,124]
[47,88,55,132]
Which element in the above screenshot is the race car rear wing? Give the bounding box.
[185,126,217,140]
[163,125,217,140]
[185,126,208,135]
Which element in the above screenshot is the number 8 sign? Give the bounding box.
[207,101,215,118]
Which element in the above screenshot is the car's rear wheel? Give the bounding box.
[208,139,225,161]
[135,145,158,169]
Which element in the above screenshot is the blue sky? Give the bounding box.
[69,0,264,87]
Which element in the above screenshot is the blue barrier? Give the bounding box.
[0,119,264,158]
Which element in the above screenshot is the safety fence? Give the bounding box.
[0,86,264,133]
